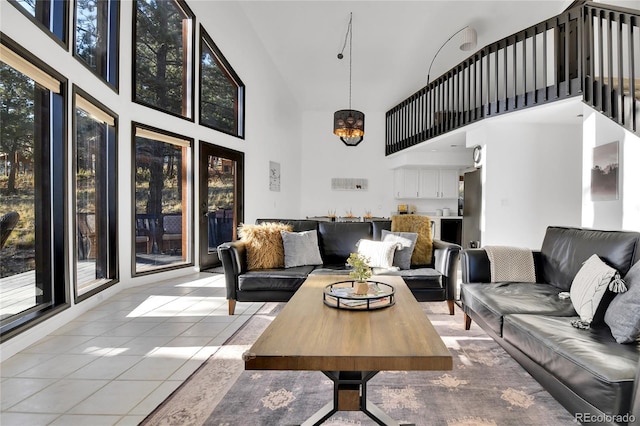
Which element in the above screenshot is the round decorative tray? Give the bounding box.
[323,280,395,310]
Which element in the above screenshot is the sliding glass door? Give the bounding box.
[199,142,243,269]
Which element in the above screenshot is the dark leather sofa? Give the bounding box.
[217,219,461,315]
[460,226,640,425]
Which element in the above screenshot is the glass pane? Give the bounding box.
[0,62,38,318]
[135,0,191,117]
[75,108,111,294]
[206,155,235,253]
[135,135,188,273]
[201,44,236,134]
[75,0,99,70]
[15,0,36,15]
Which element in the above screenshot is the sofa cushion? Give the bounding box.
[570,254,620,325]
[318,222,372,265]
[356,239,400,268]
[239,222,293,270]
[605,260,640,343]
[376,267,442,288]
[281,230,323,268]
[503,314,640,416]
[381,230,418,270]
[238,265,315,291]
[460,282,577,335]
[540,226,640,290]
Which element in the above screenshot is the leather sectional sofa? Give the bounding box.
[460,226,640,425]
[217,219,461,315]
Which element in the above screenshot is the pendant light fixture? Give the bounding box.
[334,12,365,146]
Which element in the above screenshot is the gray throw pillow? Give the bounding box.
[605,260,640,343]
[381,230,418,270]
[280,230,323,268]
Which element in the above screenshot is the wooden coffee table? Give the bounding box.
[244,274,453,425]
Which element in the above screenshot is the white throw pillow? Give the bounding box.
[570,254,619,325]
[280,230,323,268]
[356,239,401,269]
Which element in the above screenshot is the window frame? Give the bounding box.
[199,26,246,139]
[0,34,69,341]
[131,0,195,121]
[131,122,194,277]
[8,0,69,49]
[72,0,120,91]
[72,86,119,303]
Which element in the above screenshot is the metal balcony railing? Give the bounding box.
[385,2,640,155]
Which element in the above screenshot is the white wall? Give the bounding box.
[299,111,396,218]
[469,121,583,248]
[581,104,640,231]
[1,1,302,359]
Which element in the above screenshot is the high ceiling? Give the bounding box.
[238,1,578,113]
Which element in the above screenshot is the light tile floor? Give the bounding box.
[0,272,261,426]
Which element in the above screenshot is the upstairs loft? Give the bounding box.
[385,1,640,155]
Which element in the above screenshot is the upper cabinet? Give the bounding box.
[393,168,420,198]
[394,168,459,199]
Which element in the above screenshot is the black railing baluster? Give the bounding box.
[384,4,639,155]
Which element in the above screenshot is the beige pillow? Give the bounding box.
[239,222,293,270]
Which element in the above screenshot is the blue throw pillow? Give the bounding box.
[604,260,640,343]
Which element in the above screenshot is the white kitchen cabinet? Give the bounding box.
[394,168,459,199]
[419,169,459,199]
[438,169,459,199]
[393,168,420,199]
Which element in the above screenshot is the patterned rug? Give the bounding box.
[142,302,576,426]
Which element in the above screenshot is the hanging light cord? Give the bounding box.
[338,13,354,109]
[426,26,469,87]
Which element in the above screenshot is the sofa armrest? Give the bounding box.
[632,359,640,425]
[432,239,461,299]
[217,240,247,300]
[461,248,491,283]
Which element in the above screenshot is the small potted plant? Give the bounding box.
[347,252,372,295]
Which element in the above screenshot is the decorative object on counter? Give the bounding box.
[333,12,365,146]
[323,280,395,310]
[435,209,443,216]
[391,215,433,265]
[327,209,336,221]
[345,209,354,218]
[346,252,372,294]
[442,208,450,217]
[363,210,372,219]
[397,204,408,214]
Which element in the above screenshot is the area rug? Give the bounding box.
[142,302,576,426]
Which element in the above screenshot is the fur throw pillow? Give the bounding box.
[239,222,293,270]
[391,215,433,265]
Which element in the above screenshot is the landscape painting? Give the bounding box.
[591,141,619,201]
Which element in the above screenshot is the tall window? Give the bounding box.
[0,39,66,339]
[74,90,118,300]
[200,27,245,138]
[74,0,119,89]
[133,124,192,275]
[9,0,68,46]
[133,0,194,119]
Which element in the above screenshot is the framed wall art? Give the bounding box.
[591,141,619,201]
